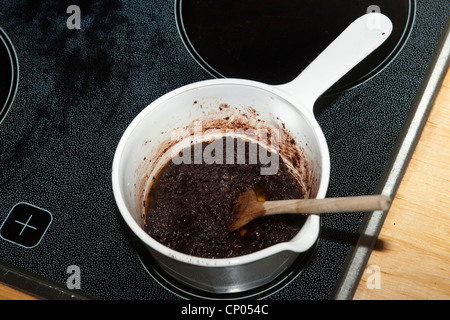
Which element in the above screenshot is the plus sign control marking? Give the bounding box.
[15,215,37,235]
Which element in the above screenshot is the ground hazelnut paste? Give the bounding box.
[144,137,306,258]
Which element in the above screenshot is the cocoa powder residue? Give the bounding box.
[135,102,317,221]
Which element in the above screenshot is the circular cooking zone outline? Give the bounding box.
[0,27,19,124]
[132,230,318,299]
[175,0,415,94]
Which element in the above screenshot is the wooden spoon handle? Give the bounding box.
[263,195,391,216]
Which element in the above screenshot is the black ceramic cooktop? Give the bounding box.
[0,0,449,300]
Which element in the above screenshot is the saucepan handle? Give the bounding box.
[276,13,393,112]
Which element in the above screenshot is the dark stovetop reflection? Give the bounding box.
[176,0,414,94]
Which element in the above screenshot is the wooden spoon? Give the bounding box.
[228,189,392,231]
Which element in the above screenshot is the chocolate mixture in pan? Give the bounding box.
[144,137,306,258]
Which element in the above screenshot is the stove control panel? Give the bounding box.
[0,203,52,249]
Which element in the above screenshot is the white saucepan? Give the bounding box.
[112,13,392,294]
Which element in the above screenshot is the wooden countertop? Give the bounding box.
[353,66,450,300]
[1,69,449,301]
